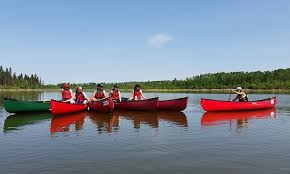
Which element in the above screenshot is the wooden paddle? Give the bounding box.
[228,90,232,101]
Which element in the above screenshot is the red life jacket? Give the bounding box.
[133,90,142,100]
[110,90,120,100]
[62,89,72,99]
[95,90,105,99]
[75,92,85,103]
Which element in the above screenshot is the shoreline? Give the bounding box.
[0,88,289,94]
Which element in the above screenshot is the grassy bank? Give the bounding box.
[0,88,289,94]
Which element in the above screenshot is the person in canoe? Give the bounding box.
[61,83,74,103]
[109,84,121,102]
[232,87,249,102]
[74,87,89,104]
[130,84,147,101]
[90,84,107,101]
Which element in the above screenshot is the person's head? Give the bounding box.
[134,84,141,91]
[235,87,243,92]
[76,86,83,93]
[97,83,104,91]
[63,83,70,90]
[112,84,119,91]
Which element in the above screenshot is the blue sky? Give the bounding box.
[0,0,290,84]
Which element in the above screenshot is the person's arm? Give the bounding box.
[83,92,89,100]
[109,91,112,98]
[70,89,74,99]
[129,91,134,100]
[61,89,63,99]
[118,91,122,101]
[90,91,96,101]
[103,90,107,98]
[232,90,239,94]
[140,90,147,100]
[67,89,74,101]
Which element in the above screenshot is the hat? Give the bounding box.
[236,87,242,90]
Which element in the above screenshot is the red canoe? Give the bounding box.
[50,100,88,115]
[158,97,188,111]
[201,108,276,126]
[114,98,159,111]
[201,97,277,112]
[89,98,114,113]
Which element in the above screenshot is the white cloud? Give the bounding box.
[148,33,173,48]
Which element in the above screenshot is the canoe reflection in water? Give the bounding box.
[4,112,52,133]
[88,112,119,133]
[117,111,159,128]
[201,108,276,129]
[116,111,188,129]
[49,111,188,134]
[50,112,87,133]
[158,111,188,127]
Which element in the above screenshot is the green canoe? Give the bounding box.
[3,98,51,113]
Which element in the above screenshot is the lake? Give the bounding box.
[0,91,290,174]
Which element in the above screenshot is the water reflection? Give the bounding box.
[88,112,119,133]
[50,112,86,133]
[48,111,188,134]
[116,111,188,129]
[158,111,188,127]
[4,112,51,132]
[117,111,159,128]
[201,109,276,129]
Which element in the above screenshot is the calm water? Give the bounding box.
[1,91,290,174]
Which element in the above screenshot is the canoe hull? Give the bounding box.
[50,100,88,115]
[3,98,50,113]
[158,97,188,111]
[201,97,277,112]
[115,98,159,111]
[89,98,114,113]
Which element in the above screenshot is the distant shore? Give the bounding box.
[0,88,289,94]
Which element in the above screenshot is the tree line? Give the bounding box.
[44,68,290,90]
[1,65,290,90]
[0,66,43,89]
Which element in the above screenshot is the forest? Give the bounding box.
[1,65,290,90]
[0,66,43,89]
[44,68,290,90]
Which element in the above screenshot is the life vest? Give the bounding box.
[75,92,85,103]
[133,90,142,100]
[110,90,120,100]
[62,89,72,99]
[95,90,105,99]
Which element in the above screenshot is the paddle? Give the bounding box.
[228,89,232,101]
